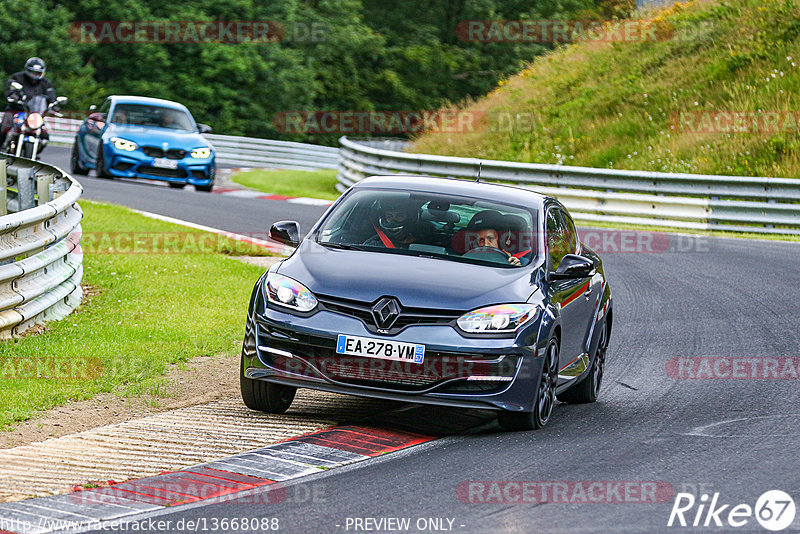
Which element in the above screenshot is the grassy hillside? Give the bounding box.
[412,0,800,178]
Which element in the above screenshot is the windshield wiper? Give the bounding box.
[318,242,368,251]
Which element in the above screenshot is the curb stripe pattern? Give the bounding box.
[0,424,433,534]
[211,187,334,206]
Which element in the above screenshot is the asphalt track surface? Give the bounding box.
[40,147,800,533]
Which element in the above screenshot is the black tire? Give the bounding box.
[95,145,111,178]
[168,182,186,189]
[240,352,296,413]
[70,141,89,175]
[498,337,559,431]
[557,320,609,404]
[194,183,213,192]
[21,142,33,159]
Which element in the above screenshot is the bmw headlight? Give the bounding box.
[265,272,317,312]
[111,137,137,151]
[457,304,539,334]
[190,147,212,159]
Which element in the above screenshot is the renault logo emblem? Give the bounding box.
[371,297,401,329]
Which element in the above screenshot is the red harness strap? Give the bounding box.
[373,225,396,248]
[513,249,532,259]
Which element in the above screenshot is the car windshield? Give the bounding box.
[316,188,539,268]
[110,104,195,131]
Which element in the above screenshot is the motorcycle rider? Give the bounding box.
[0,58,56,148]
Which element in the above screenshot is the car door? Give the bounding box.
[545,207,594,380]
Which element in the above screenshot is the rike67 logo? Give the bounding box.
[668,490,796,531]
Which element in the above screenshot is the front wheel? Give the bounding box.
[194,183,213,192]
[558,320,609,404]
[95,145,111,178]
[21,142,33,159]
[240,353,296,414]
[168,182,186,189]
[498,337,559,431]
[70,141,89,175]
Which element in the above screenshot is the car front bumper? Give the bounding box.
[105,146,215,185]
[242,295,548,413]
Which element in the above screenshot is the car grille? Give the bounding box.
[257,333,518,393]
[316,294,462,335]
[138,166,188,178]
[142,146,187,159]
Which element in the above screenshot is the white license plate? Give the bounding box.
[335,334,424,364]
[153,158,178,169]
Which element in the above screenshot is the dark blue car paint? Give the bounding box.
[241,176,612,414]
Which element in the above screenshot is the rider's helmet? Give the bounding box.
[375,195,419,241]
[24,58,46,83]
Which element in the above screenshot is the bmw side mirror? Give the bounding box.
[270,221,300,248]
[550,254,596,280]
[197,123,212,134]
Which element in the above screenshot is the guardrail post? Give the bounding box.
[0,159,6,216]
[16,168,35,211]
[36,173,54,206]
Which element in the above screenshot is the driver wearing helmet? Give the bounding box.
[368,196,420,248]
[1,57,57,147]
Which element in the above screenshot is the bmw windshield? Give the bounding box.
[110,104,195,131]
[316,189,539,268]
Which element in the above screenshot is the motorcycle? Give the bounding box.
[1,81,68,160]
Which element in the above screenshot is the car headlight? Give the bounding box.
[111,137,137,151]
[457,304,539,334]
[265,272,317,312]
[190,147,212,159]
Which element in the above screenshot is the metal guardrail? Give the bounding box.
[0,154,83,339]
[337,136,800,235]
[5,114,340,171]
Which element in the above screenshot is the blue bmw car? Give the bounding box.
[70,96,215,192]
[241,176,613,431]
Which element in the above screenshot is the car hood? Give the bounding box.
[277,241,536,311]
[105,124,210,150]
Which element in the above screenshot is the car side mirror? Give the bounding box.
[56,96,68,104]
[88,104,97,113]
[549,254,595,280]
[197,123,212,134]
[269,221,300,248]
[10,81,23,91]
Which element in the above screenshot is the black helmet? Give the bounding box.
[24,57,46,82]
[375,196,418,240]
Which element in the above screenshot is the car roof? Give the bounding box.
[109,95,188,111]
[354,175,548,209]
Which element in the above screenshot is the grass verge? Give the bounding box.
[0,200,270,431]
[232,168,340,200]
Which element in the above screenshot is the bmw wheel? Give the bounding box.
[240,352,296,414]
[498,337,559,431]
[95,145,111,178]
[70,141,89,175]
[558,320,609,404]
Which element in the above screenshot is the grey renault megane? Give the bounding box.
[240,176,612,430]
